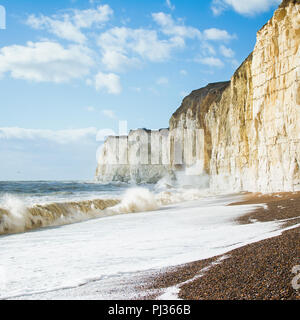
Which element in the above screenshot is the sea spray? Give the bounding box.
[109,188,159,214]
[0,194,29,234]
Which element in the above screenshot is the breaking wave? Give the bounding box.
[109,188,159,214]
[0,170,214,236]
[0,194,120,235]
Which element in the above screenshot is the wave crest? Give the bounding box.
[109,188,159,214]
[0,194,119,235]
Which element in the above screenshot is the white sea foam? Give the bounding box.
[0,194,298,300]
[108,188,159,214]
[0,194,28,234]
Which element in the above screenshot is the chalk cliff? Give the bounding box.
[96,0,300,192]
[95,129,171,183]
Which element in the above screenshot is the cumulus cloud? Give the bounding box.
[98,13,204,72]
[72,5,113,28]
[0,41,94,83]
[152,12,201,40]
[219,44,235,58]
[0,127,98,144]
[201,42,217,56]
[94,71,122,94]
[196,56,224,67]
[98,26,183,72]
[211,0,228,15]
[203,28,236,41]
[101,49,139,72]
[27,15,86,44]
[211,0,281,16]
[27,5,113,43]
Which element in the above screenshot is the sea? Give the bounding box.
[0,180,297,299]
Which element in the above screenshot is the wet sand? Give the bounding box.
[140,192,300,300]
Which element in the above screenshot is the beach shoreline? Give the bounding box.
[138,192,300,300]
[3,191,300,300]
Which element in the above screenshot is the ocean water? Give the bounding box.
[0,180,129,204]
[0,178,212,235]
[0,180,298,299]
[0,181,131,234]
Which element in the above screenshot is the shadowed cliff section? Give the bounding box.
[170,81,230,129]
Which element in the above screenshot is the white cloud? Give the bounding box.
[73,5,113,28]
[27,15,86,44]
[94,71,122,94]
[211,0,281,16]
[196,56,224,67]
[97,13,204,73]
[180,69,187,76]
[220,45,235,58]
[0,127,98,144]
[201,42,217,55]
[203,28,235,41]
[152,12,201,40]
[211,0,228,15]
[98,26,183,72]
[27,5,113,43]
[101,49,138,72]
[156,76,169,85]
[102,109,116,119]
[166,0,175,11]
[0,41,94,83]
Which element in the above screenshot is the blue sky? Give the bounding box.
[0,0,281,180]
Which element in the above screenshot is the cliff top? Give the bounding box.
[171,81,230,122]
[187,82,230,99]
[279,0,300,8]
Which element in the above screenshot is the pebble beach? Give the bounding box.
[140,192,300,300]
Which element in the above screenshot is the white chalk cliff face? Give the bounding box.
[96,0,300,193]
